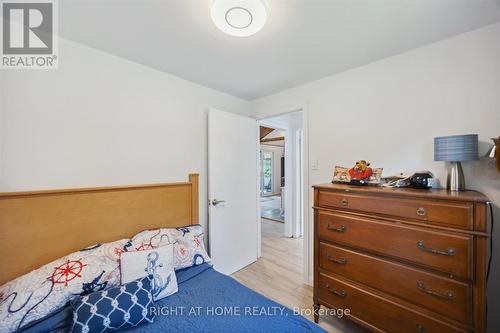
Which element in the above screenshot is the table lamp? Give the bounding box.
[434,134,478,191]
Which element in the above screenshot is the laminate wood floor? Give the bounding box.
[232,219,368,333]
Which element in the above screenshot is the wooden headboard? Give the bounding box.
[0,174,199,285]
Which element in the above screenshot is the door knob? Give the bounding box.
[211,199,226,206]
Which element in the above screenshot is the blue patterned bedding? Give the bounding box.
[16,264,325,333]
[121,264,325,333]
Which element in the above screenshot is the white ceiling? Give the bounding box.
[60,0,500,100]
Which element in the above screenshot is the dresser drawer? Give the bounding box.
[318,273,467,333]
[318,211,473,279]
[319,242,472,323]
[317,191,473,230]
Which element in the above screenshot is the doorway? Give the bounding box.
[259,126,285,222]
[257,111,306,282]
[207,107,310,285]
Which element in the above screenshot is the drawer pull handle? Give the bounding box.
[327,224,346,232]
[416,323,426,333]
[416,207,427,216]
[416,281,455,300]
[325,284,347,297]
[340,198,348,207]
[326,253,347,265]
[416,240,455,256]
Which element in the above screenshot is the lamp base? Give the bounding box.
[446,161,465,191]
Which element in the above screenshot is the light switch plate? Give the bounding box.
[311,159,318,170]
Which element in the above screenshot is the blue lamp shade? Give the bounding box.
[434,134,478,162]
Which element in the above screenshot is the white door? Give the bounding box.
[208,109,258,275]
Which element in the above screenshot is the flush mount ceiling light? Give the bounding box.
[211,0,267,37]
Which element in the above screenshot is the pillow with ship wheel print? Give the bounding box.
[127,224,211,271]
[0,239,129,333]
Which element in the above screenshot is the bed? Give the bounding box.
[0,174,325,333]
[122,263,323,333]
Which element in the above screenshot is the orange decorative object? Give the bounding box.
[348,160,373,180]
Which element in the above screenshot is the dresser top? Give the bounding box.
[313,183,489,203]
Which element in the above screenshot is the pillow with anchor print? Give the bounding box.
[0,239,129,333]
[127,224,211,271]
[120,245,178,301]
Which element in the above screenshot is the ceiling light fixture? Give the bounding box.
[211,0,267,37]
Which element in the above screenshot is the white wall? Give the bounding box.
[0,38,252,234]
[253,22,500,331]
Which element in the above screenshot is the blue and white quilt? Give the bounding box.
[121,264,326,333]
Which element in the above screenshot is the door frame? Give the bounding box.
[256,106,311,285]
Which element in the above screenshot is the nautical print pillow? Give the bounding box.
[71,275,155,333]
[0,239,129,333]
[128,225,211,270]
[120,245,178,301]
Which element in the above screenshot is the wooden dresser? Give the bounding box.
[313,184,489,333]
